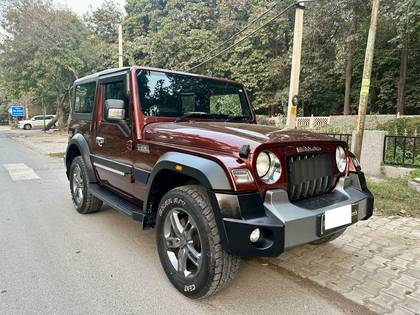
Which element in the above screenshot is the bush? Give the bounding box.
[376,118,420,136]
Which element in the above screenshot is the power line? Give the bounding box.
[189,1,315,72]
[187,1,281,69]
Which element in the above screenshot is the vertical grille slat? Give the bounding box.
[287,153,334,201]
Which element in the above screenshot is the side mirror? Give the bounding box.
[105,99,126,121]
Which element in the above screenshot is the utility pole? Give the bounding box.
[286,2,305,129]
[118,24,123,68]
[354,0,380,160]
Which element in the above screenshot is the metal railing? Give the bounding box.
[383,135,419,168]
[321,133,352,148]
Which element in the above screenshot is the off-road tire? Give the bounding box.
[156,185,240,299]
[310,228,346,245]
[69,156,102,214]
[23,124,32,130]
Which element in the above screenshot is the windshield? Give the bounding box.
[137,70,252,120]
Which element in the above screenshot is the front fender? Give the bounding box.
[65,133,97,183]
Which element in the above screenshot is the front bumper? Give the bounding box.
[217,171,373,257]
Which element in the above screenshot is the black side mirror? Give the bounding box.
[105,99,126,121]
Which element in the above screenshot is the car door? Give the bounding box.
[32,116,43,128]
[91,73,135,197]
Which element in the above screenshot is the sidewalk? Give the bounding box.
[11,129,68,156]
[266,216,420,315]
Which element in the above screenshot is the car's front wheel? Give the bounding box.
[69,156,102,214]
[156,185,240,299]
[23,124,32,130]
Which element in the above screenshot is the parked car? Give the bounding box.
[18,115,56,130]
[65,66,374,299]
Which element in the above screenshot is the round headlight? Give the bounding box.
[336,146,347,173]
[256,150,281,184]
[256,151,270,177]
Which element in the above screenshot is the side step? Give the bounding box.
[88,184,145,221]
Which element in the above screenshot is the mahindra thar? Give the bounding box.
[65,66,373,299]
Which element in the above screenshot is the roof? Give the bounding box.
[74,67,131,85]
[73,65,243,87]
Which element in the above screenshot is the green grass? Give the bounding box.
[48,152,65,159]
[368,175,420,217]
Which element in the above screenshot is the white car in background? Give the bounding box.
[18,115,56,130]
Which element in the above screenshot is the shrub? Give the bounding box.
[376,118,420,136]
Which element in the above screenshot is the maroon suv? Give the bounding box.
[65,66,373,298]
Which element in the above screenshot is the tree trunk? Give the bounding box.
[55,95,65,127]
[44,117,58,131]
[396,39,408,115]
[343,46,355,115]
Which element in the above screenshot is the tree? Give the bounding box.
[0,0,109,126]
[85,0,123,44]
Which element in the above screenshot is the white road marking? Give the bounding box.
[3,163,40,181]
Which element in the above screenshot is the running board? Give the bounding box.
[88,184,145,221]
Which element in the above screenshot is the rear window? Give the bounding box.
[74,82,96,113]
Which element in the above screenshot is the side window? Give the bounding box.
[103,80,129,121]
[74,82,96,113]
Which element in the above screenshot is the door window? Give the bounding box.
[75,82,96,113]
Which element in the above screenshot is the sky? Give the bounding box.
[55,0,126,15]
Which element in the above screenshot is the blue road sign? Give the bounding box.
[8,105,25,117]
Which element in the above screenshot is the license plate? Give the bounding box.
[324,205,352,230]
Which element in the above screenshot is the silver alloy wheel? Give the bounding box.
[72,165,84,206]
[163,208,203,278]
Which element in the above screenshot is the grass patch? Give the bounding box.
[368,175,420,217]
[48,152,65,159]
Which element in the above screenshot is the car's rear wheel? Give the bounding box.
[156,185,240,299]
[310,228,346,245]
[23,124,32,130]
[69,156,102,214]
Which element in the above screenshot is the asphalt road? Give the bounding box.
[0,129,372,315]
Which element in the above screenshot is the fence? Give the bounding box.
[0,120,9,126]
[297,116,330,129]
[383,135,419,168]
[321,133,352,148]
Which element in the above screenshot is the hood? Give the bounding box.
[143,121,341,154]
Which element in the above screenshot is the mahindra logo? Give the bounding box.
[296,146,322,153]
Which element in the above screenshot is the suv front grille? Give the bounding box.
[287,153,334,201]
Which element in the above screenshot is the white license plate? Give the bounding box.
[324,205,352,230]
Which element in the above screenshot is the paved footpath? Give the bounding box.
[267,216,420,315]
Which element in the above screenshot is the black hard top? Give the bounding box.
[74,67,131,85]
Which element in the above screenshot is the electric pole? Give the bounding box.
[286,2,305,129]
[354,0,380,160]
[118,24,123,68]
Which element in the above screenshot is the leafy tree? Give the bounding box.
[0,0,112,126]
[85,0,123,43]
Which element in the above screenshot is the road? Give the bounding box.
[0,129,372,315]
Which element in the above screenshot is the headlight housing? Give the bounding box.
[256,150,281,184]
[335,146,347,173]
[352,156,361,171]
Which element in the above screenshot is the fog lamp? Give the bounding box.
[250,228,261,243]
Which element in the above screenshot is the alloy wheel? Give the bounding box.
[163,208,203,278]
[72,165,84,206]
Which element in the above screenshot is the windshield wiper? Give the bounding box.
[225,115,246,122]
[175,112,209,123]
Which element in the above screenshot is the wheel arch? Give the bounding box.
[65,134,97,183]
[143,152,232,228]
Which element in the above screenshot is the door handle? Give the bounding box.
[96,137,105,147]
